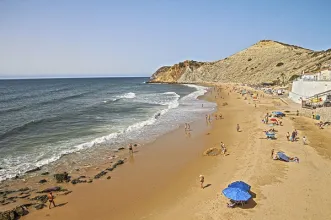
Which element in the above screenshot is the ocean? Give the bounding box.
[0,77,215,181]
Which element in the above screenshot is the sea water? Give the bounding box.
[0,78,215,181]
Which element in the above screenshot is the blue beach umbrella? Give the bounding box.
[222,187,252,202]
[228,181,251,191]
[277,152,290,162]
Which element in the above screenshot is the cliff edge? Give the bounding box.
[148,40,331,84]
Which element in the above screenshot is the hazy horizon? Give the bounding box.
[1,0,331,79]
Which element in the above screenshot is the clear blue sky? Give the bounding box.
[1,0,330,79]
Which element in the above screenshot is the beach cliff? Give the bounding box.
[148,40,331,84]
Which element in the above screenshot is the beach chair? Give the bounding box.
[266,132,275,140]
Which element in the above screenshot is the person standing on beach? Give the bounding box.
[271,149,274,159]
[303,136,307,145]
[236,124,240,132]
[47,192,56,209]
[291,131,296,142]
[128,143,133,155]
[199,175,205,189]
[286,132,290,141]
[221,142,226,156]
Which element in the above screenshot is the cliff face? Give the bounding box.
[149,60,205,83]
[149,40,331,84]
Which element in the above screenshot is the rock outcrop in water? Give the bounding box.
[148,40,331,84]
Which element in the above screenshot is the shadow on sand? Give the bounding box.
[203,184,212,189]
[56,202,68,208]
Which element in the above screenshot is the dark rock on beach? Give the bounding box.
[13,206,28,216]
[0,205,28,220]
[18,187,29,192]
[107,176,111,180]
[94,171,107,179]
[41,172,49,176]
[18,194,30,199]
[38,186,65,193]
[34,203,46,210]
[0,210,15,220]
[39,179,47,184]
[71,178,87,185]
[117,147,125,150]
[106,167,114,171]
[54,172,70,183]
[30,195,48,203]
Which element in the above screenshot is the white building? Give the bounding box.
[317,68,331,81]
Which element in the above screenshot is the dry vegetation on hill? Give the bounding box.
[149,40,331,85]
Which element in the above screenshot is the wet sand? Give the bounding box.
[14,84,331,219]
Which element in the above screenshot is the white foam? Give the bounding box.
[125,93,180,133]
[163,92,180,97]
[181,84,209,100]
[117,92,136,99]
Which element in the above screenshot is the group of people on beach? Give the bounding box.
[286,129,298,142]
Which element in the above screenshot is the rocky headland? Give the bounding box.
[149,40,331,84]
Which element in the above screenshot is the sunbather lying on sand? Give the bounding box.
[271,150,299,163]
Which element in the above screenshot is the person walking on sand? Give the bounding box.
[48,192,56,209]
[128,143,133,155]
[221,142,227,156]
[271,149,274,159]
[286,132,290,141]
[236,124,240,132]
[303,136,307,145]
[199,175,205,189]
[291,131,296,142]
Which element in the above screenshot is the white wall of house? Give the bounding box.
[289,79,331,103]
[318,70,331,81]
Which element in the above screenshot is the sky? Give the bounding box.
[0,0,331,79]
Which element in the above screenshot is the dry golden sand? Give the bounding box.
[22,85,331,220]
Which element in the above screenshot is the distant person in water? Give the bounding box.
[48,192,56,209]
[128,143,133,155]
[199,175,205,189]
[236,124,240,132]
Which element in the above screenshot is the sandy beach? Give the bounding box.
[2,84,331,220]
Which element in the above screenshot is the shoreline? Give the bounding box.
[0,84,216,216]
[2,83,331,220]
